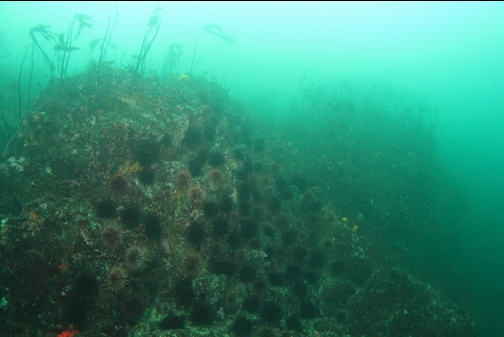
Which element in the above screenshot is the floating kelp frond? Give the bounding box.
[29,25,57,76]
[169,42,183,57]
[147,15,159,27]
[53,44,80,52]
[189,24,238,73]
[88,38,117,55]
[163,42,184,72]
[30,25,55,41]
[74,13,95,39]
[204,24,238,43]
[147,4,163,27]
[54,33,81,51]
[89,38,101,54]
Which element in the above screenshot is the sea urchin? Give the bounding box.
[110,175,128,193]
[125,246,148,272]
[106,266,128,294]
[101,226,122,250]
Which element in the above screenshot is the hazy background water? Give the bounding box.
[1,1,503,335]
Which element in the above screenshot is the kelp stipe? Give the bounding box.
[130,4,163,76]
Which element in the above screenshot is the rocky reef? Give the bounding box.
[0,67,473,337]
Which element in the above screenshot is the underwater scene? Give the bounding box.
[0,2,503,337]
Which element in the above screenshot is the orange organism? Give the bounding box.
[57,324,78,337]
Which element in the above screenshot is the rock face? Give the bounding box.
[0,68,473,337]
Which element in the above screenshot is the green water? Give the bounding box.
[0,2,503,336]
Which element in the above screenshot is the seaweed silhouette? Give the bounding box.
[28,25,57,77]
[162,42,184,74]
[203,24,238,43]
[25,25,57,113]
[132,4,163,75]
[189,24,237,74]
[55,13,95,79]
[0,95,14,138]
[88,5,119,82]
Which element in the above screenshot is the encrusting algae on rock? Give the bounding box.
[117,160,143,175]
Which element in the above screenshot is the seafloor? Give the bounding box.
[0,67,473,337]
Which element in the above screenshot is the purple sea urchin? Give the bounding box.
[188,185,206,206]
[208,168,224,184]
[125,246,148,272]
[96,200,116,218]
[101,226,122,250]
[175,168,191,191]
[106,266,128,294]
[110,175,128,193]
[120,205,141,229]
[179,251,204,278]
